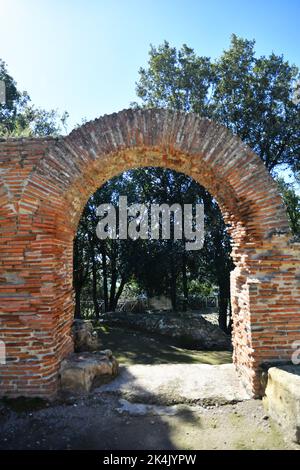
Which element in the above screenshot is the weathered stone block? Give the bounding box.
[263,365,300,443]
[59,350,119,394]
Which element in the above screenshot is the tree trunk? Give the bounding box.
[73,235,90,320]
[227,302,233,335]
[92,255,100,320]
[74,287,82,319]
[101,242,109,312]
[182,251,188,311]
[218,274,230,332]
[170,255,177,311]
[112,277,126,311]
[89,235,100,320]
[108,242,117,311]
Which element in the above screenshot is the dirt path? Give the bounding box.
[0,328,298,450]
[0,394,298,450]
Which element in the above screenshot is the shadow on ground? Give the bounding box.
[99,325,232,366]
[0,378,295,450]
[0,326,296,450]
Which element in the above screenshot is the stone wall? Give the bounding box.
[101,311,231,350]
[0,109,299,397]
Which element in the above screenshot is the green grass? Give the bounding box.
[99,325,232,366]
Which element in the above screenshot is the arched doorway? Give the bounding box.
[0,109,299,397]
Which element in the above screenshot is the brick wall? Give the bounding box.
[0,109,299,397]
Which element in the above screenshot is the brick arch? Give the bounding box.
[36,109,289,240]
[0,109,299,398]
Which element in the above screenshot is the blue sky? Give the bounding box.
[1,0,300,130]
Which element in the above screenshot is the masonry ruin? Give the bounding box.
[0,108,299,397]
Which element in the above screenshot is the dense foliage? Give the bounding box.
[74,167,233,329]
[0,59,68,137]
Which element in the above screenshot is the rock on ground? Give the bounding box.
[59,350,119,394]
[101,312,231,350]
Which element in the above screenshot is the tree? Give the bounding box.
[73,231,90,318]
[134,35,300,176]
[0,59,68,137]
[74,174,142,316]
[212,35,300,174]
[277,178,300,236]
[75,167,230,320]
[133,35,300,330]
[135,42,213,115]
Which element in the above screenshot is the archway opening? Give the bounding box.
[73,166,233,367]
